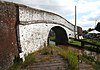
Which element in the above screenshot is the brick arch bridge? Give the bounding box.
[0,1,76,70]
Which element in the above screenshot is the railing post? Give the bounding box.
[81,41,84,47]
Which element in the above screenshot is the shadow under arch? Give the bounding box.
[48,26,68,45]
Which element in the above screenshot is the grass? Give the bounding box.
[67,50,78,70]
[8,60,22,70]
[47,45,78,70]
[49,36,55,41]
[69,40,81,46]
[8,53,36,70]
[69,39,100,51]
[80,54,100,70]
[21,53,36,67]
[69,39,100,46]
[69,39,100,69]
[83,39,100,45]
[8,45,78,70]
[46,45,78,70]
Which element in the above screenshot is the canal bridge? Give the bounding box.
[0,1,76,70]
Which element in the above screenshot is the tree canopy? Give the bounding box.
[95,22,100,32]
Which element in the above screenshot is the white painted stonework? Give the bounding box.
[18,5,77,59]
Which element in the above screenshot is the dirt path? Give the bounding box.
[21,55,69,70]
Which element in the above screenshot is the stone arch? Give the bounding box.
[48,26,68,45]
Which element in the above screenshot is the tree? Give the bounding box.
[95,22,100,32]
[88,28,94,32]
[83,30,88,34]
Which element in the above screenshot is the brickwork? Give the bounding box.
[0,1,18,70]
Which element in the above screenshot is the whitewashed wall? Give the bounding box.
[18,5,76,58]
[19,6,75,31]
[19,23,73,55]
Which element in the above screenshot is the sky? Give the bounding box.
[3,0,100,30]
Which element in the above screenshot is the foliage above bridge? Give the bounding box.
[95,22,100,32]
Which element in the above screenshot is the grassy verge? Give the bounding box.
[69,39,100,46]
[69,40,81,46]
[69,39,100,51]
[83,39,100,45]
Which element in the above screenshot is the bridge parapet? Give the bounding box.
[19,5,75,31]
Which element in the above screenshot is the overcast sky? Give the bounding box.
[3,0,100,30]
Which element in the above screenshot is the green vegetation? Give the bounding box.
[8,45,78,70]
[83,39,100,45]
[80,54,100,70]
[69,39,100,70]
[95,60,100,65]
[95,22,100,32]
[94,60,100,70]
[49,36,55,41]
[82,54,95,62]
[8,59,22,70]
[41,45,78,70]
[93,63,100,70]
[69,39,100,51]
[69,40,81,46]
[67,50,78,70]
[8,53,36,70]
[69,38,100,46]
[22,53,36,67]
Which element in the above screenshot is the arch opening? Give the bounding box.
[48,26,68,45]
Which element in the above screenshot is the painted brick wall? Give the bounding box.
[0,1,18,70]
